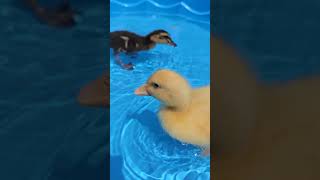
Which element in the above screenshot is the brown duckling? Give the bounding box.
[25,0,78,27]
[110,30,177,70]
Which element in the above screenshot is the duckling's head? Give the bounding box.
[135,69,191,110]
[147,30,177,47]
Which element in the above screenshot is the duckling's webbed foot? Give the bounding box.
[114,53,134,70]
[120,62,133,70]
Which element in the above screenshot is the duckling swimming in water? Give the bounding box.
[135,69,210,155]
[110,30,177,70]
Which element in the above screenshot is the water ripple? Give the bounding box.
[121,117,210,180]
[111,0,210,16]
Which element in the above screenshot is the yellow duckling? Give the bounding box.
[134,69,210,155]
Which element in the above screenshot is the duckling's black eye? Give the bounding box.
[152,82,160,88]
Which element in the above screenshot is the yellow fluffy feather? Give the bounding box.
[135,70,210,154]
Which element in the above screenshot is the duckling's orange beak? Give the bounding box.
[134,85,150,96]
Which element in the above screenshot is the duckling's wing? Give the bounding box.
[110,31,144,52]
[126,38,144,52]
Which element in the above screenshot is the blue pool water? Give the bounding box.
[1,1,107,179]
[110,0,210,179]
